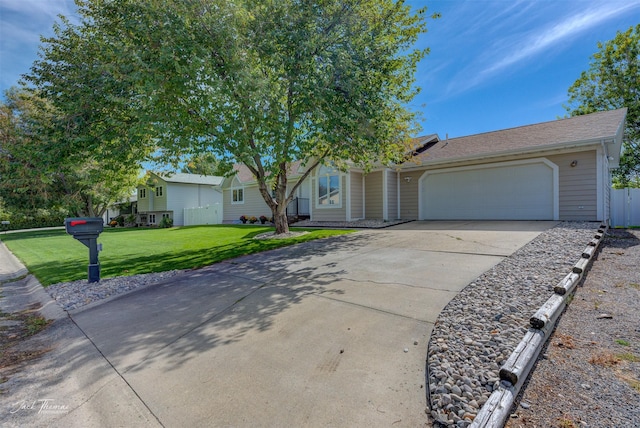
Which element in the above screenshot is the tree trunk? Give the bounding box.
[273,205,289,234]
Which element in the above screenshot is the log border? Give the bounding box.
[470,223,606,427]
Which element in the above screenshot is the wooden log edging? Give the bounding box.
[469,382,516,427]
[529,293,568,330]
[470,223,608,427]
[553,271,581,295]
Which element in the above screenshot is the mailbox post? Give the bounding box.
[65,217,104,283]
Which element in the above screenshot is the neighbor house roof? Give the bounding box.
[230,160,307,185]
[156,172,224,186]
[412,108,627,167]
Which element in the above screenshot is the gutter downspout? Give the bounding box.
[601,139,613,225]
[397,171,401,220]
[382,170,388,221]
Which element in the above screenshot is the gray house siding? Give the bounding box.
[350,172,364,220]
[548,151,597,221]
[399,171,419,219]
[223,185,272,223]
[386,170,398,220]
[364,171,383,219]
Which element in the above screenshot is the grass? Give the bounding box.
[617,352,640,363]
[620,374,640,392]
[1,225,354,286]
[24,315,51,336]
[615,339,630,347]
[557,417,578,428]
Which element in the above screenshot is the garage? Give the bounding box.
[419,159,558,220]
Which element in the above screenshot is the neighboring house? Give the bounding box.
[137,172,224,226]
[223,161,312,223]
[103,194,138,224]
[222,108,627,223]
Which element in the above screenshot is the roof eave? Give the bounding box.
[402,136,617,170]
[606,108,627,168]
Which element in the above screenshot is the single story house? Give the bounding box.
[222,108,627,224]
[103,194,138,225]
[137,172,224,226]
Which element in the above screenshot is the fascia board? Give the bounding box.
[400,137,614,171]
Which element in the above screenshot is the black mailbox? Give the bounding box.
[65,217,104,283]
[65,217,103,236]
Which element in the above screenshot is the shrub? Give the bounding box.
[159,216,173,228]
[125,213,137,226]
[0,209,68,230]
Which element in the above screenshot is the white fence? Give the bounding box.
[610,188,640,227]
[183,204,222,226]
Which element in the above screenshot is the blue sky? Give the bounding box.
[1,0,639,138]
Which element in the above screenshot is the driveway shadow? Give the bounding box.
[69,232,371,374]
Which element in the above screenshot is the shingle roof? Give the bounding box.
[413,108,627,164]
[232,160,306,184]
[157,172,224,186]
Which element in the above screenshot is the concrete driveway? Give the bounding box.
[66,221,555,427]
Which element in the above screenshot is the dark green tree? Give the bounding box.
[48,0,436,234]
[181,153,227,177]
[0,87,58,212]
[566,24,640,187]
[22,8,155,216]
[0,86,142,218]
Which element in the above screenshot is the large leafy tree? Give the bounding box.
[566,24,640,187]
[181,153,226,177]
[0,87,141,218]
[51,0,435,234]
[0,87,57,212]
[22,7,156,217]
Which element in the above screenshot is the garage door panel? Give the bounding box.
[421,162,555,220]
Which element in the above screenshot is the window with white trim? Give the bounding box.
[139,188,146,198]
[232,187,244,204]
[149,214,156,224]
[317,165,341,208]
[155,186,163,197]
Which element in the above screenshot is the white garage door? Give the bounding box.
[420,159,557,220]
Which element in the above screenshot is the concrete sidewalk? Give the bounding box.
[0,242,160,427]
[1,221,555,427]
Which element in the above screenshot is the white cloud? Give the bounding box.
[443,1,640,97]
[1,0,76,21]
[0,0,78,91]
[486,2,638,76]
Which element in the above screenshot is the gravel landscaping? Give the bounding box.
[505,228,640,428]
[427,221,602,427]
[46,270,180,312]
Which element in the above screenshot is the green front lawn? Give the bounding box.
[1,225,353,286]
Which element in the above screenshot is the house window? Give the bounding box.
[232,187,244,204]
[149,214,156,224]
[317,165,341,208]
[162,213,170,219]
[139,188,146,198]
[156,186,163,197]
